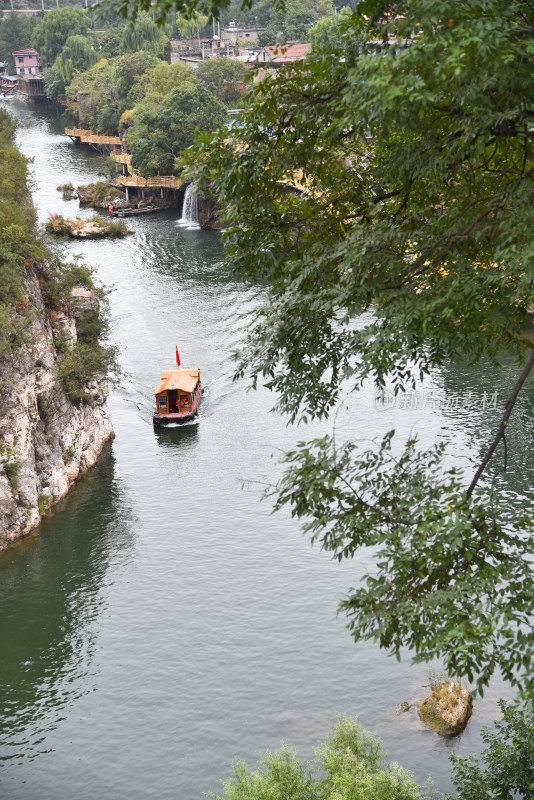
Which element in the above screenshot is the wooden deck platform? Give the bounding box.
[65,128,182,191]
[65,128,122,146]
[112,175,183,190]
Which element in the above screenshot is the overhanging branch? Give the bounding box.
[466,348,534,498]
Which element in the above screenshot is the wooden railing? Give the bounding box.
[112,175,183,190]
[66,128,182,189]
[65,127,122,146]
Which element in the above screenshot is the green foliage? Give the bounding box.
[0,111,114,418]
[128,84,227,175]
[309,8,361,54]
[176,10,209,38]
[209,717,422,800]
[197,57,247,105]
[112,49,160,109]
[97,25,126,59]
[448,701,534,800]
[44,65,66,101]
[185,0,534,696]
[257,0,333,45]
[0,109,41,358]
[4,461,21,491]
[37,493,51,517]
[54,34,99,86]
[67,51,161,132]
[209,706,534,799]
[67,58,118,133]
[0,14,36,71]
[57,340,115,406]
[40,255,96,310]
[120,13,170,57]
[273,433,533,696]
[128,59,197,107]
[31,7,89,64]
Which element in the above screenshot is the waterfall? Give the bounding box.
[178,182,200,228]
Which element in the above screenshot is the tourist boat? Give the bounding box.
[153,349,202,425]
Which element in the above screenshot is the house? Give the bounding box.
[252,43,311,67]
[221,22,265,46]
[13,48,44,77]
[12,48,46,99]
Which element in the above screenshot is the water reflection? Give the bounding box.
[0,448,134,762]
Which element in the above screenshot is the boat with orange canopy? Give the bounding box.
[153,347,202,425]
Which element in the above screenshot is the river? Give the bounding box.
[0,99,531,800]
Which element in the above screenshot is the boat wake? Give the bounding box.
[164,417,200,428]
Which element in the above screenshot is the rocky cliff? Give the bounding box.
[0,268,113,551]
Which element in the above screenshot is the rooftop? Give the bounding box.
[154,368,200,395]
[266,43,311,60]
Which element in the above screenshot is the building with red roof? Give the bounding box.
[253,43,311,67]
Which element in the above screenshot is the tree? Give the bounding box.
[54,35,99,87]
[112,49,160,110]
[176,10,209,46]
[184,0,534,697]
[448,701,534,800]
[97,25,126,59]
[128,59,197,107]
[309,7,358,54]
[67,58,119,133]
[43,65,66,101]
[0,14,36,71]
[128,84,227,175]
[197,57,247,105]
[257,0,333,45]
[209,706,534,800]
[120,13,170,57]
[209,717,421,800]
[31,7,89,64]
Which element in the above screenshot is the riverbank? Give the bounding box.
[0,108,114,549]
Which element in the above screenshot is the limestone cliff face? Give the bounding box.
[0,267,113,551]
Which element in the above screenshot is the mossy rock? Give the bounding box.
[76,182,125,208]
[46,215,130,239]
[418,681,472,736]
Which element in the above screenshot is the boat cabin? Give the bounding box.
[154,368,201,416]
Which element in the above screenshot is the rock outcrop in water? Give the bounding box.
[418,680,472,736]
[46,214,131,239]
[0,267,114,551]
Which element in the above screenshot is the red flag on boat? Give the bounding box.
[175,345,181,367]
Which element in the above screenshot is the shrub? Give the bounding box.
[4,461,21,491]
[208,717,421,800]
[57,341,117,405]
